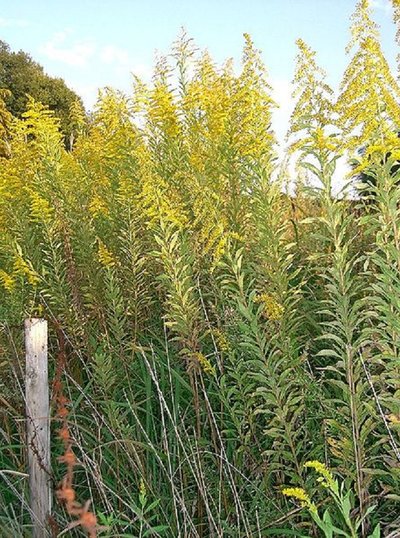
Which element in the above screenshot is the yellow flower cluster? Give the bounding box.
[210,231,244,267]
[254,293,284,321]
[185,64,229,140]
[281,487,317,513]
[367,140,400,160]
[213,236,227,265]
[313,128,339,153]
[191,352,215,376]
[229,232,244,243]
[0,269,15,291]
[98,241,116,268]
[89,195,109,218]
[13,255,40,286]
[336,1,400,151]
[304,460,336,489]
[211,328,230,352]
[288,38,335,158]
[69,99,86,134]
[387,413,400,425]
[148,83,180,138]
[29,190,54,225]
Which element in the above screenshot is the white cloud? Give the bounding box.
[124,62,152,82]
[38,33,152,82]
[39,31,95,67]
[71,83,99,109]
[370,0,392,15]
[100,45,130,66]
[100,45,152,80]
[0,17,30,28]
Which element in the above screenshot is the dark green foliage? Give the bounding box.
[0,39,84,142]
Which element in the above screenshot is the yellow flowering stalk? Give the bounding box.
[233,34,277,165]
[98,241,116,268]
[29,190,54,225]
[13,254,40,286]
[210,328,230,353]
[184,51,229,141]
[147,56,181,139]
[281,487,317,514]
[139,178,188,230]
[387,413,400,425]
[288,39,334,144]
[0,269,15,292]
[287,38,337,166]
[336,0,400,152]
[282,462,365,537]
[393,0,400,72]
[69,99,86,141]
[89,195,109,218]
[212,236,227,266]
[304,460,337,491]
[190,352,215,376]
[254,293,284,321]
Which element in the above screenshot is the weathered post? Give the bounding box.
[25,318,51,537]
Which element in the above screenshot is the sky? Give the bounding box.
[0,0,397,144]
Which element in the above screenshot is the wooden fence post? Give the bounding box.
[25,318,51,537]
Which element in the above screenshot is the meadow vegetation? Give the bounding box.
[1,1,400,536]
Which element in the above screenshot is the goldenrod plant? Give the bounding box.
[336,0,400,155]
[283,461,381,538]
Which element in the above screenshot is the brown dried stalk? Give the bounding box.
[52,326,101,537]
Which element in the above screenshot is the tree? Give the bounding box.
[0,40,84,142]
